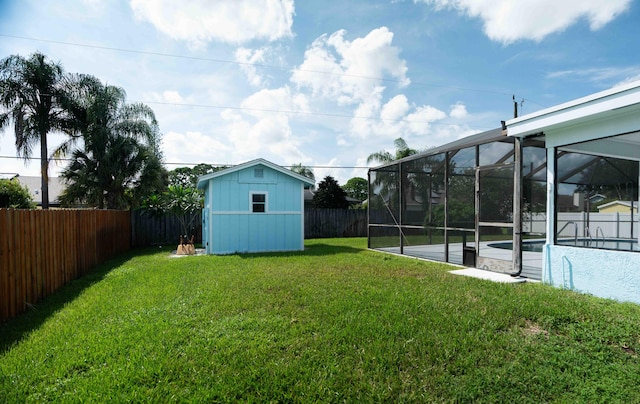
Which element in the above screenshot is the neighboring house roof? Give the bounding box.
[589,193,607,204]
[197,158,316,189]
[597,200,638,212]
[8,175,66,205]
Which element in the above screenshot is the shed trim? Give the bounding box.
[197,158,315,189]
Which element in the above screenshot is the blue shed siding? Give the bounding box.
[211,170,302,213]
[211,213,302,254]
[202,162,307,254]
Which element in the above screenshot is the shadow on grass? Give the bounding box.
[0,246,159,355]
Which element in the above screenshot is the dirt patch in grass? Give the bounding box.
[521,319,549,339]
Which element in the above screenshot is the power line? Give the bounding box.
[0,155,369,169]
[1,34,549,126]
[137,100,492,126]
[2,33,522,98]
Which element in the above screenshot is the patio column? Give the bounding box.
[546,146,556,246]
[513,137,523,274]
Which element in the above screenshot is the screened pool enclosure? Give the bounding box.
[368,126,639,281]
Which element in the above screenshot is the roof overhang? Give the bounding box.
[506,81,640,154]
[197,158,315,189]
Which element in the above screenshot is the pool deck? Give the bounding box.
[374,240,543,280]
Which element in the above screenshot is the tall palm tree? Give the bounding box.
[367,137,417,165]
[290,163,315,189]
[58,81,165,209]
[367,138,420,231]
[0,52,68,209]
[290,163,315,181]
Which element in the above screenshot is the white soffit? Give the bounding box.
[506,81,640,143]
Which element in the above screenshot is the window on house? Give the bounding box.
[252,193,266,212]
[254,168,264,178]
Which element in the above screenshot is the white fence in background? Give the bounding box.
[523,212,637,239]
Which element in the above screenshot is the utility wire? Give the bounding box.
[1,33,538,101]
[137,100,492,126]
[0,155,369,169]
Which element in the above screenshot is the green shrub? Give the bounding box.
[0,178,36,208]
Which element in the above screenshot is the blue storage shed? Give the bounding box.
[196,158,315,255]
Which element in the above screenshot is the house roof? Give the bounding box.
[4,175,66,205]
[506,80,640,138]
[596,200,638,211]
[197,158,316,189]
[505,80,640,162]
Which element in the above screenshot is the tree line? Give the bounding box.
[0,52,165,209]
[0,51,408,212]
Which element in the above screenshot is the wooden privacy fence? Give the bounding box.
[131,208,368,245]
[0,209,130,323]
[304,208,367,238]
[131,209,202,247]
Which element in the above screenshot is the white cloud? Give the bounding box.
[616,73,640,87]
[381,95,411,121]
[220,86,311,164]
[235,47,269,87]
[348,92,448,141]
[419,0,631,44]
[240,86,310,118]
[449,102,468,119]
[291,27,409,105]
[130,0,295,47]
[145,90,185,103]
[547,66,640,86]
[162,131,232,165]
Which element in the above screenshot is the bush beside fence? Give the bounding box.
[0,209,130,323]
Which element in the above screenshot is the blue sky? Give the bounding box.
[1,0,639,185]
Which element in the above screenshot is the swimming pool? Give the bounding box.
[489,238,640,253]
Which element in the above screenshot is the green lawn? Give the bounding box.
[2,238,640,402]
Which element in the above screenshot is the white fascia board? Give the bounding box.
[506,81,640,139]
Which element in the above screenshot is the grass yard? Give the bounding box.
[2,238,640,402]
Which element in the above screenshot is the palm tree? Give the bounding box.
[367,137,417,165]
[290,163,315,181]
[0,52,68,209]
[58,81,165,209]
[367,138,421,232]
[290,163,315,189]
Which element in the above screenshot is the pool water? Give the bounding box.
[489,238,640,253]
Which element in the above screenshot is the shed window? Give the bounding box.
[254,168,264,178]
[252,193,266,213]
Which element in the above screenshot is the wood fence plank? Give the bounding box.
[16,210,26,314]
[51,210,58,292]
[34,210,43,300]
[1,209,132,322]
[0,209,8,321]
[24,210,33,306]
[47,210,55,294]
[65,210,73,284]
[6,210,15,320]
